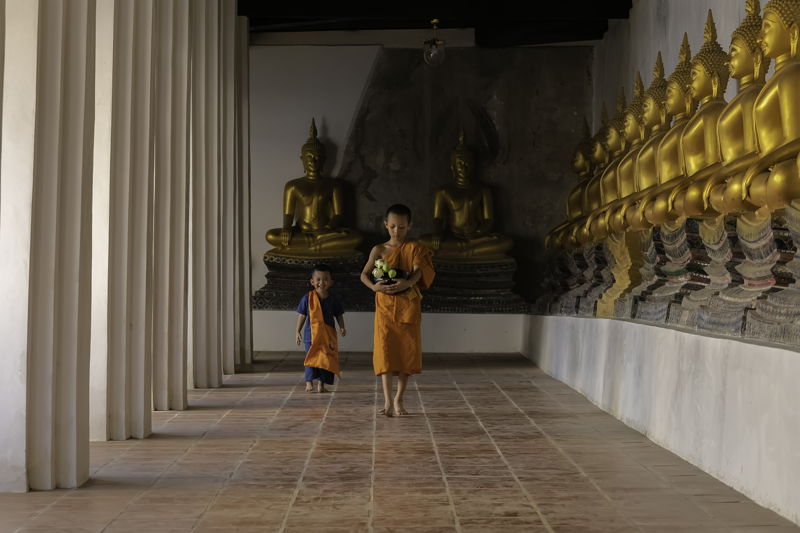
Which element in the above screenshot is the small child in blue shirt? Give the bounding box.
[295,264,346,393]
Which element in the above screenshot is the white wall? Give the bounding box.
[593,0,752,130]
[524,315,800,526]
[254,310,525,354]
[248,45,380,290]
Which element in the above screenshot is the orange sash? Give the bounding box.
[303,290,340,376]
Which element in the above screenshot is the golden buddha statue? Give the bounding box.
[608,71,649,233]
[626,52,672,231]
[740,0,800,214]
[644,33,698,226]
[571,108,612,247]
[586,87,628,241]
[419,130,513,261]
[708,0,770,215]
[672,10,730,218]
[265,119,362,257]
[566,118,595,220]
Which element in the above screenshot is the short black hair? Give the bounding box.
[385,203,412,222]
[310,263,332,277]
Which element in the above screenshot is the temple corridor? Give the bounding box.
[0,353,795,533]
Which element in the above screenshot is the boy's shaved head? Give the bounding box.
[385,203,412,222]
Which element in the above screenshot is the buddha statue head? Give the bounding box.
[301,118,326,178]
[450,129,476,186]
[690,10,730,102]
[606,86,628,157]
[730,0,770,83]
[666,33,696,117]
[572,117,594,178]
[622,72,646,145]
[590,105,611,170]
[643,52,670,130]
[760,0,800,61]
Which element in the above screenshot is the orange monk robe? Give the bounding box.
[303,290,341,377]
[373,241,435,376]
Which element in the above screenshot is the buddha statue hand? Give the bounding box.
[429,233,442,250]
[280,228,292,247]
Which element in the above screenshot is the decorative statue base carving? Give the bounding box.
[634,220,697,323]
[422,258,527,313]
[554,245,594,315]
[695,214,777,335]
[578,242,614,317]
[252,251,372,311]
[743,204,800,344]
[676,216,735,329]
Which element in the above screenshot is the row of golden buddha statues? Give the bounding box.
[544,0,800,341]
[265,119,512,262]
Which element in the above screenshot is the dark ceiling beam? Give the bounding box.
[238,2,632,26]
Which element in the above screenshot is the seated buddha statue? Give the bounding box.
[740,0,800,215]
[570,108,612,247]
[548,118,594,251]
[672,10,730,218]
[608,71,650,233]
[644,33,698,226]
[585,87,628,241]
[626,52,673,231]
[265,119,362,257]
[566,117,595,220]
[708,0,769,215]
[419,130,513,261]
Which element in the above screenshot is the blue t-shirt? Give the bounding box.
[296,292,345,345]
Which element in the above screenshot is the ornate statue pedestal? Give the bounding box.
[252,251,373,311]
[422,257,528,313]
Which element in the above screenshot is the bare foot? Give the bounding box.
[317,383,327,393]
[305,381,313,392]
[377,404,393,417]
[394,398,408,416]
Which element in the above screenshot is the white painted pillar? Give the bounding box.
[90,0,114,442]
[190,0,224,388]
[0,0,39,492]
[96,0,155,441]
[1,0,94,490]
[152,0,190,411]
[206,0,222,387]
[220,0,236,375]
[190,0,210,387]
[234,15,253,366]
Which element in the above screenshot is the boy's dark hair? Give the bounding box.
[385,203,412,222]
[310,263,333,277]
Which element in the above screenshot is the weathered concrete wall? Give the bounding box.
[338,47,593,300]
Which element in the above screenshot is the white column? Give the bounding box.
[0,0,39,492]
[168,0,191,410]
[153,0,190,411]
[205,0,221,387]
[234,15,253,366]
[190,0,210,387]
[90,0,113,442]
[126,0,155,440]
[96,0,155,441]
[220,0,236,375]
[1,0,94,490]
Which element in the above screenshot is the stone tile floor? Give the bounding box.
[0,352,797,532]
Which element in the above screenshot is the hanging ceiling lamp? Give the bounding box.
[423,18,446,66]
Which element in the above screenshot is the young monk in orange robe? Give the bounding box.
[295,264,346,393]
[360,204,435,416]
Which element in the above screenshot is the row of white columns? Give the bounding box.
[0,0,252,491]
